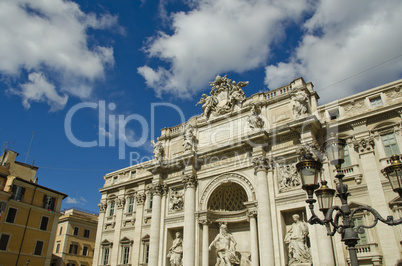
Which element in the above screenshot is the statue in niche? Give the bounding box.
[167,232,183,266]
[183,125,195,151]
[209,224,240,266]
[284,214,312,265]
[169,190,184,212]
[291,90,308,117]
[151,139,164,162]
[279,164,300,192]
[246,103,264,129]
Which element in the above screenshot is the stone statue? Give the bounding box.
[167,232,183,266]
[209,224,240,266]
[284,214,312,265]
[292,90,308,117]
[246,103,264,129]
[169,190,184,212]
[196,93,217,118]
[183,125,195,151]
[151,140,164,162]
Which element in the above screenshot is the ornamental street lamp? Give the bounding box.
[296,134,402,266]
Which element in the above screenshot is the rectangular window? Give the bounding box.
[73,227,79,236]
[109,200,115,216]
[328,109,339,120]
[145,244,149,263]
[354,217,369,244]
[343,146,352,167]
[149,195,153,209]
[82,246,88,256]
[69,244,78,254]
[370,96,383,107]
[55,242,60,253]
[131,171,136,178]
[34,240,44,255]
[40,216,49,231]
[0,234,10,251]
[381,133,400,157]
[84,229,90,238]
[59,226,63,235]
[113,177,118,184]
[128,196,134,213]
[6,207,17,223]
[122,246,130,264]
[103,248,110,265]
[43,195,56,211]
[10,185,25,201]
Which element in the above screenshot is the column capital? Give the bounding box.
[135,192,146,205]
[252,156,270,173]
[182,174,197,189]
[149,183,166,196]
[199,218,212,226]
[247,210,258,221]
[353,136,375,153]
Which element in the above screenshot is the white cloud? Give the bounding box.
[265,0,402,103]
[9,72,68,111]
[65,197,78,204]
[139,0,310,98]
[0,0,119,110]
[65,195,88,205]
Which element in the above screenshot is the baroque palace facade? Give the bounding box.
[93,76,402,266]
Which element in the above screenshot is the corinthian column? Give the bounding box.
[252,155,275,266]
[247,210,259,266]
[148,183,163,266]
[182,174,197,266]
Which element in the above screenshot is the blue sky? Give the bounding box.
[1,0,402,213]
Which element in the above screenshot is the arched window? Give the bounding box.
[207,183,248,211]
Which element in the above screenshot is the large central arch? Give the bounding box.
[200,172,256,211]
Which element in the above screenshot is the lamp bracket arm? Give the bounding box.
[351,206,402,229]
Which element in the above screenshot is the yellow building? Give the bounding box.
[0,150,67,266]
[52,208,98,266]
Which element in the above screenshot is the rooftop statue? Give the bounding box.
[197,75,249,119]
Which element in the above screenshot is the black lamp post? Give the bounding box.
[296,134,402,266]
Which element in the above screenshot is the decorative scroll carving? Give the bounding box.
[169,189,184,212]
[246,210,258,221]
[252,156,270,173]
[291,89,308,118]
[196,75,248,119]
[247,103,264,130]
[353,136,375,153]
[98,201,107,213]
[183,125,196,152]
[344,99,365,116]
[117,197,126,209]
[136,193,146,205]
[182,174,197,189]
[278,164,301,192]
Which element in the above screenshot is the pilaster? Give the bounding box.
[252,149,275,266]
[182,171,197,266]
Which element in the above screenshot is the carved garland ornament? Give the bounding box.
[353,136,375,153]
[135,193,146,205]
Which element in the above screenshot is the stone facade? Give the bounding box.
[93,77,402,266]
